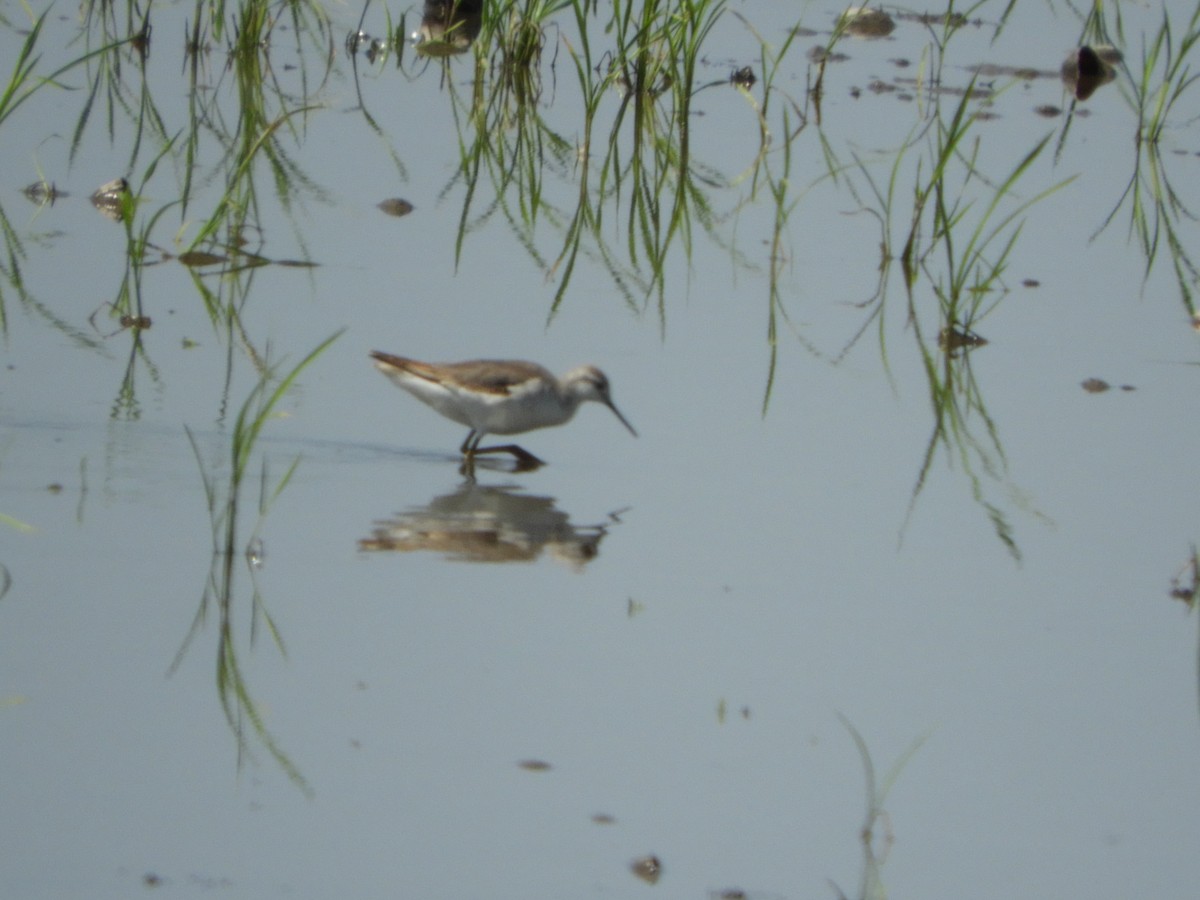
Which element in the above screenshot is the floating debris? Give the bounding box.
[938,326,988,352]
[1061,45,1122,101]
[345,29,371,55]
[910,11,971,28]
[1169,551,1198,607]
[974,63,1047,82]
[840,7,896,39]
[809,46,849,64]
[630,855,662,885]
[413,0,483,56]
[378,198,415,218]
[245,537,265,570]
[176,250,228,268]
[517,759,552,772]
[1081,378,1135,393]
[346,29,390,63]
[91,177,130,221]
[591,813,616,825]
[729,66,756,89]
[88,302,151,338]
[22,180,66,205]
[131,22,151,60]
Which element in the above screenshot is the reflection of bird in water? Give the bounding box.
[358,483,616,570]
[370,352,637,470]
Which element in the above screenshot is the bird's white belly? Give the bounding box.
[474,390,571,435]
[395,380,476,428]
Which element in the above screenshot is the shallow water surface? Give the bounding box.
[1,2,1199,898]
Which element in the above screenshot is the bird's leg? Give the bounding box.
[455,432,474,478]
[459,430,480,456]
[457,431,481,479]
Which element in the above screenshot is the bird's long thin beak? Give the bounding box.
[606,401,638,438]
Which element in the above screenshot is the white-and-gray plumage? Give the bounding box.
[371,351,636,463]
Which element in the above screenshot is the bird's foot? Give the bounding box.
[466,444,545,472]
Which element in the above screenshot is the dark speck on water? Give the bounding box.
[378,198,415,217]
